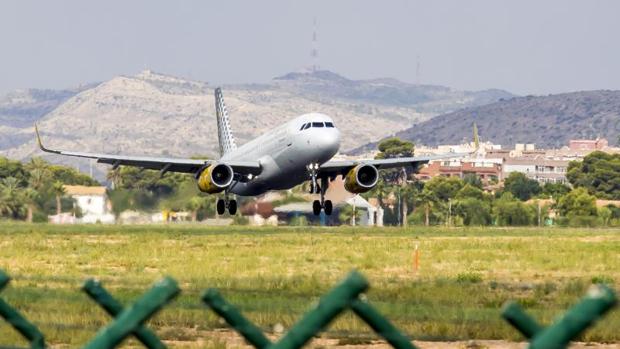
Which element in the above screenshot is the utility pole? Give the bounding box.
[447,198,452,226]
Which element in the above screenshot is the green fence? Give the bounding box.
[0,269,616,349]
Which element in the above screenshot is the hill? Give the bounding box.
[0,70,512,177]
[354,90,620,152]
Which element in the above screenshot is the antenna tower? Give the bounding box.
[311,17,319,72]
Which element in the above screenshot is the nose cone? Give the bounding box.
[313,128,341,161]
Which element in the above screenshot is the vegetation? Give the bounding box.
[0,157,98,221]
[568,151,620,199]
[361,139,619,228]
[0,224,619,346]
[2,137,620,227]
[503,172,541,201]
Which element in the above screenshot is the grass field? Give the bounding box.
[0,223,619,347]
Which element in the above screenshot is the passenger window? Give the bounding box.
[303,123,311,130]
[312,122,324,128]
[325,122,334,128]
[299,123,306,131]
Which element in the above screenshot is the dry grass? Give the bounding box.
[0,223,619,347]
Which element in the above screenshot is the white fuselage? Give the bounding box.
[221,113,341,196]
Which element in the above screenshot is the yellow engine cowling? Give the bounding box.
[344,164,379,193]
[197,163,234,193]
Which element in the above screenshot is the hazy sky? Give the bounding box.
[1,1,619,95]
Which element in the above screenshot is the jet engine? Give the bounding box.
[344,164,379,193]
[197,163,234,193]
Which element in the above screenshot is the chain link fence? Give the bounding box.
[0,269,616,349]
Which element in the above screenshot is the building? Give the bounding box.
[569,138,608,151]
[417,159,502,184]
[343,195,383,226]
[63,185,115,223]
[503,158,569,184]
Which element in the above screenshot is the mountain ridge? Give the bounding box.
[352,90,620,153]
[0,69,513,178]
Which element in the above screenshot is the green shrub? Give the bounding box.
[591,275,614,284]
[455,272,483,284]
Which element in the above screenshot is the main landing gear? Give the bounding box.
[308,163,332,216]
[216,191,237,215]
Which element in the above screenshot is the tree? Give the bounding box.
[503,172,541,201]
[0,177,26,219]
[424,176,464,201]
[107,189,131,221]
[375,138,415,160]
[493,192,536,226]
[106,168,123,189]
[454,198,492,226]
[23,188,39,223]
[51,181,66,215]
[412,189,438,226]
[456,184,485,200]
[49,165,99,186]
[557,188,597,218]
[0,157,29,187]
[541,182,571,199]
[462,173,483,189]
[339,205,361,226]
[25,157,51,190]
[373,137,416,226]
[185,196,205,222]
[598,206,612,226]
[567,151,620,199]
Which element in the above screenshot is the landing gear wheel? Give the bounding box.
[324,200,333,215]
[216,199,226,215]
[228,199,237,215]
[312,200,322,216]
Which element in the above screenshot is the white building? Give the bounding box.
[503,158,569,184]
[345,195,384,226]
[64,185,115,223]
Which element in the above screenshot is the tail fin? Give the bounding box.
[214,88,237,157]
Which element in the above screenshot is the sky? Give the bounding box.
[1,0,619,96]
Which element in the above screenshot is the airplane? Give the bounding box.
[35,88,468,216]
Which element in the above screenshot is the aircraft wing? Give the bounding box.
[35,126,262,176]
[319,152,470,176]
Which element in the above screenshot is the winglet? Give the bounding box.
[34,123,60,154]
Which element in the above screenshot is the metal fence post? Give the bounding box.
[202,288,272,349]
[83,277,180,349]
[0,270,45,349]
[351,299,418,349]
[82,279,167,349]
[268,270,368,349]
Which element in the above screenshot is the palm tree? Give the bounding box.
[51,181,66,216]
[28,168,46,191]
[25,157,50,191]
[0,177,26,219]
[106,168,123,190]
[415,190,436,226]
[23,188,39,223]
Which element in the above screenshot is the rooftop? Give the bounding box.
[63,185,107,196]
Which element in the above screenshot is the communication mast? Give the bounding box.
[311,17,319,72]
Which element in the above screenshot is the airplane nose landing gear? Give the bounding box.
[308,164,332,216]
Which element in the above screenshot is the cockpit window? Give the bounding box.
[303,123,311,130]
[312,122,324,128]
[299,123,306,131]
[325,122,334,128]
